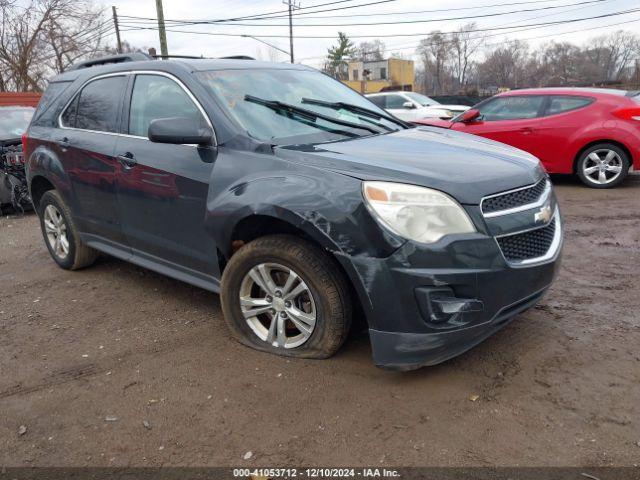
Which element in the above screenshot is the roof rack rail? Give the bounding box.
[67,53,152,71]
[151,54,206,60]
[219,55,255,60]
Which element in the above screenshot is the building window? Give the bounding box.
[353,69,359,80]
[380,67,387,80]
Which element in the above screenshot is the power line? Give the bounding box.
[239,0,588,20]
[341,0,611,58]
[298,14,640,61]
[118,7,640,38]
[117,0,609,28]
[118,0,399,25]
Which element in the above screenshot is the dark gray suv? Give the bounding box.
[24,54,562,370]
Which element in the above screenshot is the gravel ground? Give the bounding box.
[1,175,639,467]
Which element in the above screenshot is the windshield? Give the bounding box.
[0,107,34,139]
[404,92,440,107]
[197,69,401,144]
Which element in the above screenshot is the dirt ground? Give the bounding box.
[1,175,639,468]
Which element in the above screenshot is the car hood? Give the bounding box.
[413,118,454,128]
[275,126,544,205]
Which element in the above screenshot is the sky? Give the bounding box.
[104,0,640,69]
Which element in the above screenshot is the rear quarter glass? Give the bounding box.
[32,81,72,123]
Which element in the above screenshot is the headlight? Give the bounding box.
[363,181,476,244]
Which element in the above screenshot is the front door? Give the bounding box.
[57,74,128,245]
[383,93,417,121]
[453,95,545,159]
[114,73,218,278]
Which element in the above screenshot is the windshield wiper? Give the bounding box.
[244,95,382,136]
[301,98,409,129]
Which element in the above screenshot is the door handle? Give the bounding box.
[520,127,535,134]
[117,152,137,168]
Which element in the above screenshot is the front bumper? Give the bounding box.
[336,205,563,371]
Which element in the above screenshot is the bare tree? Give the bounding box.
[450,23,485,91]
[0,0,107,92]
[104,40,150,56]
[478,39,528,90]
[417,31,451,95]
[355,40,385,62]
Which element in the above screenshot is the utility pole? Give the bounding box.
[112,6,122,54]
[155,0,169,58]
[283,0,300,63]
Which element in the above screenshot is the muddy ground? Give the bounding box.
[1,175,639,468]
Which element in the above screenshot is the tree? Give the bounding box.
[324,32,356,80]
[0,0,107,91]
[450,23,485,91]
[104,40,150,56]
[355,40,385,62]
[417,31,451,95]
[477,39,528,90]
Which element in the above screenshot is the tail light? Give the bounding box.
[613,107,640,121]
[21,132,29,158]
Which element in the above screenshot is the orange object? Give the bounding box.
[0,92,42,108]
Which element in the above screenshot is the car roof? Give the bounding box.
[498,87,629,98]
[51,58,315,83]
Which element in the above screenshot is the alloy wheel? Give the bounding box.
[43,204,70,259]
[582,149,623,185]
[239,262,317,349]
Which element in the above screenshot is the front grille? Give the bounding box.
[497,218,556,262]
[482,178,548,215]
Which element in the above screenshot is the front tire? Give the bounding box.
[576,143,630,188]
[38,190,98,270]
[220,235,352,359]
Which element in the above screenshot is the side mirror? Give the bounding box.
[458,108,481,123]
[402,101,416,110]
[148,117,213,146]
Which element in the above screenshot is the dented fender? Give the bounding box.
[202,150,405,320]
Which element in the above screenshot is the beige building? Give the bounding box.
[344,58,414,94]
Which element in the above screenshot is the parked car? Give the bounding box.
[414,88,640,188]
[366,91,470,121]
[24,54,562,370]
[0,106,35,213]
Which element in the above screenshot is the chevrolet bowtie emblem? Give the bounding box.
[534,205,553,223]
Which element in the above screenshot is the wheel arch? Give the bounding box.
[29,175,56,211]
[572,139,633,173]
[221,212,368,331]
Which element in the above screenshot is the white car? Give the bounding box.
[366,91,470,122]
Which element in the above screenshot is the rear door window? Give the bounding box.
[33,81,71,121]
[479,96,545,121]
[544,96,593,116]
[61,76,127,133]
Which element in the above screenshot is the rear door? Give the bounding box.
[114,72,218,278]
[58,74,129,245]
[452,95,545,157]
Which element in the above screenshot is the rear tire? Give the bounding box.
[38,190,98,270]
[220,234,352,359]
[576,143,630,189]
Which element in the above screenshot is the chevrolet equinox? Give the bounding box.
[24,54,563,370]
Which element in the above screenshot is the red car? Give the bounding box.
[414,88,640,188]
